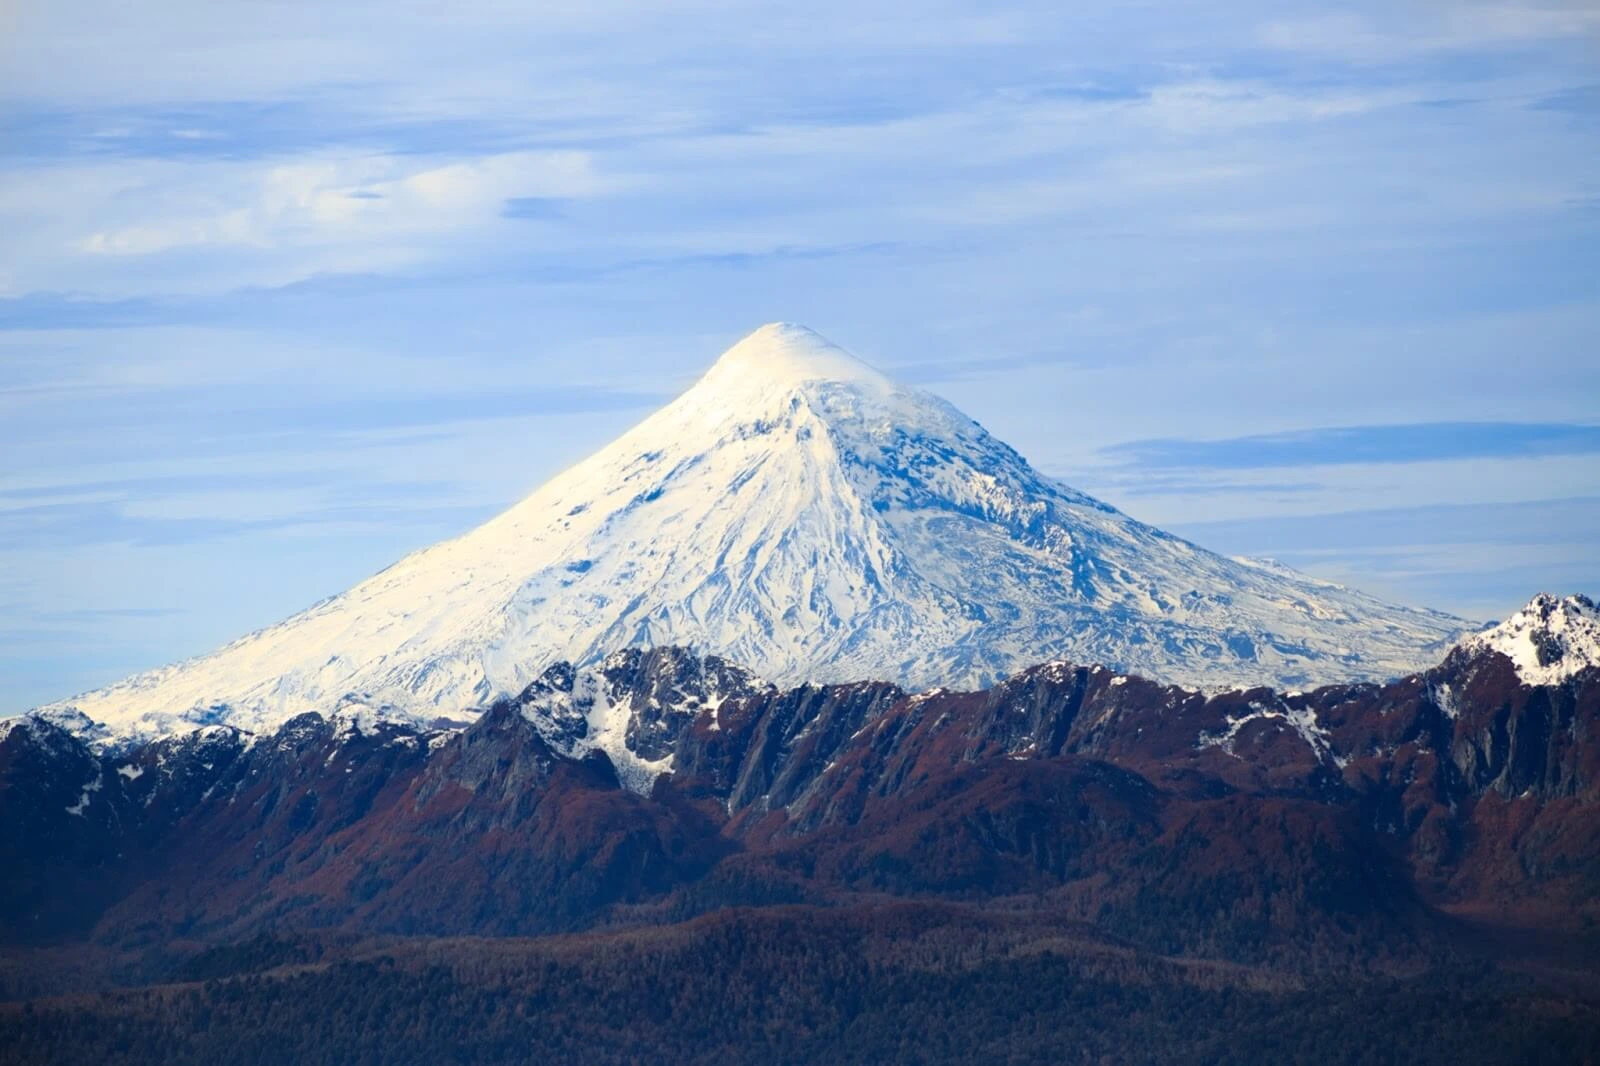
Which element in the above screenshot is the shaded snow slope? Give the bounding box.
[40,323,1470,740]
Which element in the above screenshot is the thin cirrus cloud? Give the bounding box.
[1103,423,1600,470]
[1172,495,1600,551]
[1260,5,1600,60]
[0,495,496,552]
[1,380,670,477]
[1167,496,1600,621]
[1,100,542,163]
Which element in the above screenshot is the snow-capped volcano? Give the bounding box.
[41,323,1470,739]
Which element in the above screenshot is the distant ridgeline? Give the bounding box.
[3,595,1596,958]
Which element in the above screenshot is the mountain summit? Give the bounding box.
[699,321,887,391]
[42,323,1469,739]
[1456,593,1600,685]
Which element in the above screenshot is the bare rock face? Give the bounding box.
[0,715,127,942]
[1436,596,1600,802]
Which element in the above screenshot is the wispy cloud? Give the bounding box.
[1103,422,1600,470]
[0,496,495,551]
[81,151,614,255]
[1173,495,1600,551]
[1260,4,1600,62]
[1168,496,1600,619]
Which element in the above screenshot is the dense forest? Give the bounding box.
[2,904,1597,1065]
[5,634,1599,1062]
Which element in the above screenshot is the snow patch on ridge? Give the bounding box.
[517,649,764,793]
[66,771,104,817]
[518,663,670,793]
[1198,697,1337,764]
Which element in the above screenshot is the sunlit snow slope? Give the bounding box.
[1456,593,1600,685]
[41,323,1471,739]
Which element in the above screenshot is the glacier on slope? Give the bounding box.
[39,323,1471,740]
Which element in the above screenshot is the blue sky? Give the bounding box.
[2,0,1597,712]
